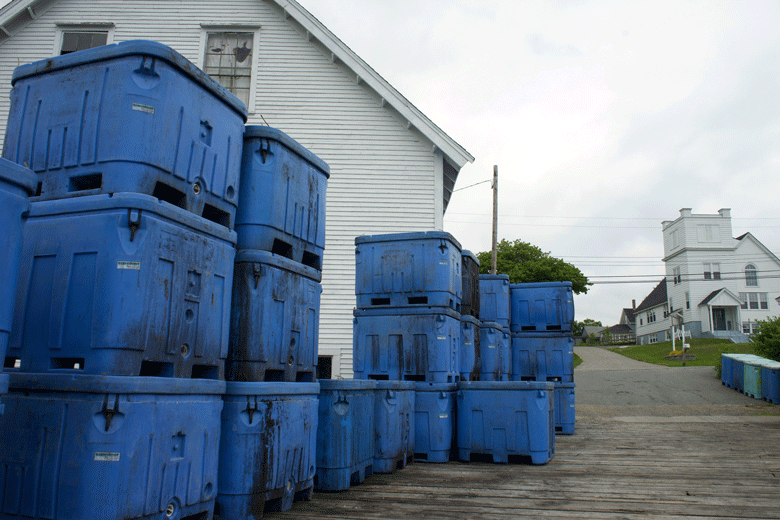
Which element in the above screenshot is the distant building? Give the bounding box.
[634,208,780,344]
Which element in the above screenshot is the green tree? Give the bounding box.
[573,319,602,337]
[477,239,590,294]
[752,316,780,361]
[601,326,612,345]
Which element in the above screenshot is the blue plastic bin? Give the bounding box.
[510,282,574,333]
[217,382,319,518]
[0,373,224,520]
[0,159,37,375]
[316,379,377,491]
[479,321,504,382]
[760,360,780,403]
[479,274,510,328]
[461,250,480,318]
[235,126,329,269]
[744,357,763,399]
[414,382,456,462]
[354,231,462,311]
[353,307,461,383]
[373,381,415,473]
[721,354,736,388]
[456,381,555,465]
[4,40,247,228]
[554,382,576,435]
[227,250,322,382]
[8,193,235,379]
[500,328,511,381]
[460,315,481,381]
[510,332,574,383]
[732,354,749,393]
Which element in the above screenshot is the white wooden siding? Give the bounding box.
[0,0,442,378]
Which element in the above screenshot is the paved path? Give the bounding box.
[574,346,777,417]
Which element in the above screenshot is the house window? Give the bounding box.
[59,30,109,55]
[203,31,255,106]
[649,335,657,344]
[743,321,759,334]
[671,230,680,248]
[685,292,690,310]
[672,266,681,285]
[741,292,769,310]
[703,262,720,280]
[647,310,656,323]
[697,224,720,243]
[745,264,758,286]
[640,318,643,326]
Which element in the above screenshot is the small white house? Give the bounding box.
[635,208,780,344]
[0,0,474,377]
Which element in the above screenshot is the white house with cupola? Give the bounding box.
[635,208,780,344]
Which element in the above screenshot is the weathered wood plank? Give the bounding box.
[275,415,780,520]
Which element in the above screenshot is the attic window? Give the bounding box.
[204,31,254,106]
[60,31,107,55]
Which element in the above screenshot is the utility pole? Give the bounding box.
[491,165,498,275]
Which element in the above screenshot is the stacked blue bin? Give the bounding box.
[720,353,780,403]
[460,251,481,381]
[510,282,576,435]
[0,41,247,520]
[219,125,328,517]
[0,158,37,417]
[353,231,463,467]
[457,274,555,465]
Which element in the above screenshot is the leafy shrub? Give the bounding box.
[752,316,780,361]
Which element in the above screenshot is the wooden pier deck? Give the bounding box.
[278,406,780,520]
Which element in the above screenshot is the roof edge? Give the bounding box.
[271,0,474,169]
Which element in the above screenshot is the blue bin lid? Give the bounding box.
[0,374,7,394]
[318,378,377,391]
[235,249,322,283]
[8,373,226,395]
[12,40,248,121]
[28,192,237,244]
[355,231,462,251]
[457,380,554,392]
[460,314,481,325]
[479,320,504,331]
[224,381,320,397]
[510,281,573,290]
[461,250,480,266]
[353,306,461,320]
[244,125,329,177]
[414,381,457,392]
[374,380,416,391]
[479,273,509,282]
[0,157,38,195]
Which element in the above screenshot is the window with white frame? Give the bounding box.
[673,266,681,285]
[743,321,759,334]
[671,229,680,248]
[58,28,109,55]
[703,262,720,280]
[745,264,758,286]
[203,31,255,106]
[649,335,657,344]
[685,292,690,309]
[697,224,720,243]
[647,310,656,323]
[740,292,769,310]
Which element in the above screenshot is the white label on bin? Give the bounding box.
[439,260,448,265]
[437,336,446,340]
[117,261,141,270]
[94,452,120,462]
[488,344,496,348]
[132,103,155,114]
[439,414,448,419]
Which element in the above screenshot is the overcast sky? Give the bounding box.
[2,0,778,325]
[298,0,780,325]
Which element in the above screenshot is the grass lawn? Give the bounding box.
[608,338,757,368]
[573,352,583,368]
